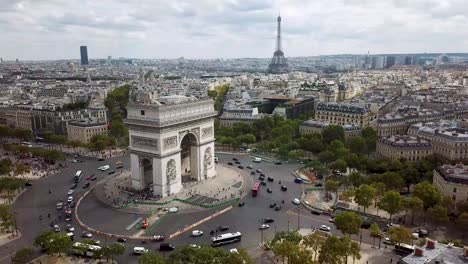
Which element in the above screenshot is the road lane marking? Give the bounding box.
[126,217,143,230]
[286,210,330,224]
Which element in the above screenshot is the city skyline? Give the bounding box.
[1,0,468,60]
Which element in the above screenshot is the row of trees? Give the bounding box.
[32,229,253,264]
[268,230,360,264]
[0,176,27,203]
[3,143,65,164]
[104,84,130,145]
[208,84,230,113]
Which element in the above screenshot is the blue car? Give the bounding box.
[294,178,304,183]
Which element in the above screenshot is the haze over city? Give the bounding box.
[2,0,468,60]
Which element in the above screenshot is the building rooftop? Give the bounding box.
[316,102,368,114]
[399,241,467,264]
[301,119,361,131]
[435,163,468,185]
[379,135,432,148]
[68,119,107,127]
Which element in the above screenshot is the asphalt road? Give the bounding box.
[0,152,378,264]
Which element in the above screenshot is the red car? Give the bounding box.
[152,235,165,242]
[86,174,95,180]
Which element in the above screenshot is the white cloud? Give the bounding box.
[0,0,467,60]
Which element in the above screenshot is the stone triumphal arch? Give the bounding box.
[124,92,217,197]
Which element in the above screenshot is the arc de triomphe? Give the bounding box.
[124,94,217,197]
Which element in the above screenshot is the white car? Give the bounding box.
[67,196,73,203]
[67,190,74,195]
[98,165,110,171]
[230,248,239,254]
[191,230,204,237]
[72,159,78,163]
[53,225,60,232]
[133,247,148,255]
[66,224,74,232]
[383,237,394,245]
[292,198,301,205]
[82,231,93,238]
[168,207,178,213]
[259,224,270,230]
[320,225,331,231]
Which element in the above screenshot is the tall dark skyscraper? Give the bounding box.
[80,46,89,65]
[267,15,289,74]
[385,56,396,69]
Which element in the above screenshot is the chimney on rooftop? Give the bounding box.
[426,239,437,249]
[414,247,424,257]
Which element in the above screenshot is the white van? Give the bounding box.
[253,157,262,163]
[133,246,148,255]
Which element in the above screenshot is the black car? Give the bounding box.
[216,226,229,232]
[315,183,323,187]
[267,188,272,193]
[281,185,288,191]
[267,177,274,182]
[275,205,282,211]
[275,161,282,165]
[98,158,105,161]
[235,161,240,164]
[269,202,277,208]
[259,176,265,181]
[24,182,32,187]
[117,237,127,243]
[311,210,321,215]
[160,243,176,251]
[260,173,265,177]
[261,181,267,186]
[70,183,77,189]
[108,171,115,175]
[228,162,233,166]
[83,182,90,189]
[238,202,245,207]
[232,158,238,161]
[91,176,97,181]
[238,165,244,169]
[69,201,75,208]
[251,171,256,175]
[261,218,275,223]
[116,165,124,169]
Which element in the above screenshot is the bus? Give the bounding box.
[74,170,83,183]
[252,182,260,197]
[211,232,242,247]
[72,242,102,257]
[394,243,415,254]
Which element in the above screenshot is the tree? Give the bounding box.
[456,212,468,237]
[103,242,126,262]
[325,179,339,201]
[369,223,384,248]
[347,136,367,155]
[322,125,345,144]
[13,129,33,142]
[344,153,360,171]
[334,211,362,237]
[138,251,166,264]
[14,163,31,176]
[379,191,403,220]
[302,231,326,262]
[342,236,361,264]
[12,247,34,264]
[0,205,13,232]
[271,240,298,264]
[354,184,377,213]
[361,127,378,151]
[224,248,255,264]
[388,226,412,245]
[329,159,347,173]
[406,196,424,225]
[340,189,355,203]
[379,172,404,191]
[428,205,449,223]
[34,230,72,256]
[318,235,359,264]
[318,150,335,167]
[349,172,363,189]
[413,181,441,209]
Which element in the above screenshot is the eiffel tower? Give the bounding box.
[267,15,289,74]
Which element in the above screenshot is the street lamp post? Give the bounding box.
[287,220,290,232]
[297,206,300,230]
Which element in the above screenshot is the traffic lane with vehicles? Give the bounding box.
[0,155,128,264]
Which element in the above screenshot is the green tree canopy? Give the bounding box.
[12,247,34,264]
[334,211,363,236]
[354,184,377,213]
[388,226,412,245]
[139,251,166,264]
[322,125,345,144]
[379,191,403,220]
[413,181,441,210]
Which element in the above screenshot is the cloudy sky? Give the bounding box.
[1,0,468,60]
